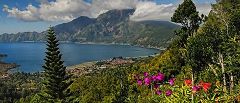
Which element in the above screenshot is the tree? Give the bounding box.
[187,0,240,93]
[171,0,203,101]
[210,1,240,92]
[230,9,240,35]
[187,15,225,78]
[171,0,203,82]
[187,33,215,76]
[41,28,72,102]
[171,0,204,72]
[171,0,203,48]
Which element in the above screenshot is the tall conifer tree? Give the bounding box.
[42,27,72,102]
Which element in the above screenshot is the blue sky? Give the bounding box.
[0,0,58,34]
[0,0,215,34]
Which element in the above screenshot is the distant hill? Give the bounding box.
[0,9,179,48]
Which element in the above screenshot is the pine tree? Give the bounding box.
[41,28,72,102]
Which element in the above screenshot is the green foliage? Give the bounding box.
[171,0,204,77]
[127,1,240,102]
[171,0,202,31]
[2,1,240,103]
[187,26,219,72]
[29,93,48,103]
[134,49,183,78]
[171,0,202,41]
[70,67,131,103]
[187,0,240,82]
[40,28,73,102]
[0,72,41,103]
[230,10,240,34]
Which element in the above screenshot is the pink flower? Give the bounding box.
[155,90,162,95]
[156,73,165,82]
[165,90,172,96]
[143,72,149,77]
[152,75,157,81]
[137,80,143,86]
[192,86,201,93]
[144,77,151,86]
[169,78,176,86]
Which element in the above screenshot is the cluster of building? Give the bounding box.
[67,57,135,77]
[0,72,10,79]
[105,57,135,65]
[0,54,19,78]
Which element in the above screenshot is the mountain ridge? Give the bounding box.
[0,9,179,48]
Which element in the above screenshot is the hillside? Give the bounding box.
[2,1,240,103]
[0,9,179,48]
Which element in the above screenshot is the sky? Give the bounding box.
[0,0,216,34]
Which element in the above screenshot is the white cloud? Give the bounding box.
[3,0,91,22]
[37,0,91,21]
[130,2,176,21]
[89,0,138,17]
[196,3,212,16]
[2,0,212,22]
[130,2,212,21]
[3,5,40,21]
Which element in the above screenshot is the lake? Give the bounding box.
[0,43,159,72]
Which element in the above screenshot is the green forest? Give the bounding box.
[1,0,240,102]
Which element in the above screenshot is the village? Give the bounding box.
[67,57,137,77]
[0,54,154,78]
[0,54,19,78]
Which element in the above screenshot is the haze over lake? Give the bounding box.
[0,43,158,72]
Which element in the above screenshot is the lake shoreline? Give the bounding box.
[67,52,159,69]
[0,43,159,72]
[66,56,155,76]
[0,41,164,51]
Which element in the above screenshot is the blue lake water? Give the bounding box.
[0,43,159,72]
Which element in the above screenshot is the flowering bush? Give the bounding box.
[133,72,175,97]
[130,72,238,102]
[133,72,214,96]
[183,79,212,93]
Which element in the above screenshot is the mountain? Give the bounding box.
[54,16,96,34]
[0,9,179,48]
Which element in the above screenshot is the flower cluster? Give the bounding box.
[184,79,212,93]
[134,72,213,97]
[135,72,175,96]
